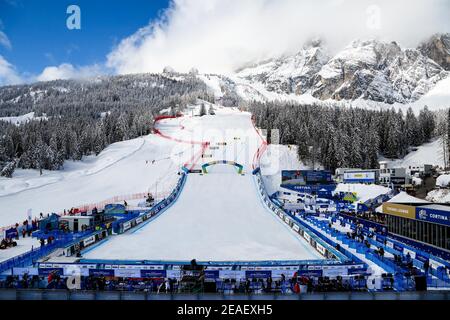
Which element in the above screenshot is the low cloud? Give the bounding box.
[0,55,22,85]
[107,0,450,75]
[36,63,104,82]
[0,31,12,50]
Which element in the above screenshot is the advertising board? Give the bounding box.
[343,171,376,183]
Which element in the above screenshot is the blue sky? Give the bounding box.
[0,0,448,85]
[0,0,169,77]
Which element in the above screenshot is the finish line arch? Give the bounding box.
[201,161,243,174]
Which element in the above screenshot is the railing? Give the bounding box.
[1,289,449,300]
[252,170,358,266]
[114,173,187,234]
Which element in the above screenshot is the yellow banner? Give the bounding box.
[382,203,416,219]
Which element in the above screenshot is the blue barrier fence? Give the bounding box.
[115,173,187,234]
[252,170,365,268]
[0,230,96,274]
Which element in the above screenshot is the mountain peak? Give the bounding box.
[235,36,448,104]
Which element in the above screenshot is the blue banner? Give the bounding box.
[5,227,18,239]
[297,269,323,277]
[416,207,450,227]
[245,270,272,279]
[204,270,220,280]
[89,269,115,277]
[415,253,429,264]
[140,270,166,278]
[38,268,64,276]
[393,243,404,253]
[347,267,367,275]
[104,203,126,215]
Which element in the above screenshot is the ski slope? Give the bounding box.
[84,165,322,261]
[0,131,184,227]
[84,106,323,261]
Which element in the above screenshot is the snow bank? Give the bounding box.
[334,183,391,203]
[426,189,450,203]
[436,174,450,188]
[260,144,309,195]
[379,138,444,168]
[388,191,430,204]
[0,112,47,126]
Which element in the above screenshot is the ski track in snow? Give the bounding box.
[83,106,323,261]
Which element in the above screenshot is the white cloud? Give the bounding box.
[0,55,22,85]
[107,0,450,75]
[36,63,104,82]
[0,31,12,50]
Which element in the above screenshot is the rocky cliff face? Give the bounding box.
[236,35,449,104]
[418,33,450,71]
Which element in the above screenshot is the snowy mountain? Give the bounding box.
[235,35,449,104]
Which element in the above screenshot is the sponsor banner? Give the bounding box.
[393,243,404,253]
[382,203,416,219]
[297,269,323,277]
[343,171,375,184]
[166,270,181,279]
[140,269,167,278]
[415,207,450,227]
[89,269,115,277]
[104,203,126,215]
[114,269,141,278]
[347,267,367,275]
[415,253,429,264]
[322,266,348,277]
[386,241,394,249]
[83,236,95,247]
[245,270,272,279]
[303,232,311,243]
[205,270,220,280]
[284,217,290,224]
[403,248,416,259]
[219,270,246,279]
[13,267,39,276]
[429,259,445,270]
[281,170,332,186]
[122,222,131,231]
[292,224,300,232]
[5,227,18,239]
[271,269,297,279]
[64,266,90,276]
[136,217,143,224]
[316,244,326,256]
[38,268,64,276]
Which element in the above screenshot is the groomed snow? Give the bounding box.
[84,166,323,261]
[83,107,323,261]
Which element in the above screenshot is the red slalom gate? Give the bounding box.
[251,116,268,170]
[153,114,209,170]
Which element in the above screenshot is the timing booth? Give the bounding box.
[38,213,60,232]
[60,215,94,232]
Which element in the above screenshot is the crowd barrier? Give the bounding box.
[252,169,363,269]
[0,231,97,274]
[2,289,449,300]
[114,173,187,234]
[333,213,450,281]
